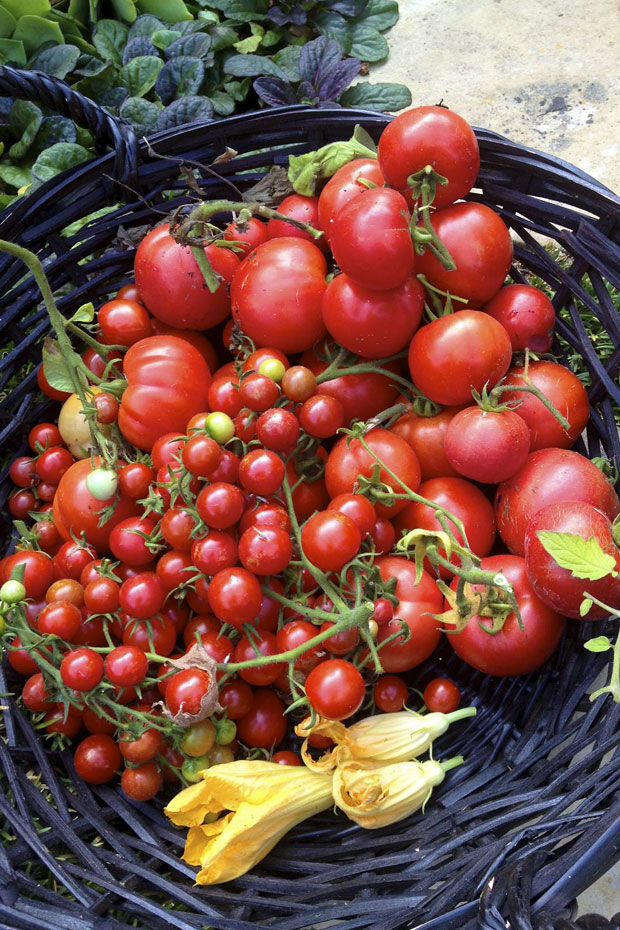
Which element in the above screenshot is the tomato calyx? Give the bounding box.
[416,273,469,319]
[407,165,456,271]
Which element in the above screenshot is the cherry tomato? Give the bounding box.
[238,449,285,496]
[122,614,177,656]
[374,675,408,713]
[223,215,269,254]
[483,284,555,352]
[38,601,82,640]
[327,493,376,537]
[121,762,162,801]
[118,462,155,500]
[219,679,254,720]
[60,648,104,691]
[105,645,149,687]
[109,516,159,566]
[196,482,245,530]
[299,394,344,439]
[301,511,361,573]
[423,678,461,713]
[234,631,285,686]
[256,408,300,451]
[22,673,52,712]
[74,734,121,784]
[239,525,292,576]
[120,728,164,764]
[237,688,286,748]
[208,566,262,628]
[165,668,212,716]
[119,573,165,620]
[272,750,302,766]
[267,193,327,250]
[306,659,365,720]
[28,422,63,451]
[3,550,54,598]
[98,298,152,346]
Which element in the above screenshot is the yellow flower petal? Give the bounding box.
[165,761,334,883]
[333,757,447,829]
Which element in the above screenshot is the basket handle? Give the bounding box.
[0,64,139,191]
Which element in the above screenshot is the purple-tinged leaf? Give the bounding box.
[316,56,361,101]
[253,76,297,108]
[299,36,345,85]
[329,0,369,16]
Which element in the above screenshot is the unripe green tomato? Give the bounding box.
[205,411,235,444]
[0,579,26,604]
[181,755,211,783]
[258,359,286,383]
[85,467,119,501]
[0,615,5,636]
[180,719,216,757]
[214,718,237,745]
[207,744,235,766]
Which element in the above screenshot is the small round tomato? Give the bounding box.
[109,516,159,566]
[38,601,82,639]
[74,734,122,784]
[423,678,461,714]
[208,567,263,628]
[301,348,400,425]
[119,573,165,621]
[105,645,148,687]
[306,659,365,720]
[374,675,408,713]
[98,299,153,346]
[267,194,327,250]
[60,648,104,691]
[299,394,344,439]
[327,493,376,537]
[301,511,361,573]
[238,449,285,496]
[318,157,385,244]
[483,284,555,352]
[192,531,238,576]
[29,422,63,451]
[391,404,463,480]
[234,631,285,686]
[166,668,213,716]
[256,408,300,451]
[239,525,292,576]
[121,762,162,801]
[218,679,254,720]
[444,406,531,483]
[223,215,269,254]
[374,557,443,672]
[120,728,164,764]
[237,688,286,748]
[196,482,245,530]
[4,549,55,598]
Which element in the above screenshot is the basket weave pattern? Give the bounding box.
[1,69,620,930]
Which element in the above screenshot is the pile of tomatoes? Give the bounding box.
[1,104,619,801]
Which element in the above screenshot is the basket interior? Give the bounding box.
[1,108,620,930]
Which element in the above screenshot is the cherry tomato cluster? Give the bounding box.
[2,104,618,799]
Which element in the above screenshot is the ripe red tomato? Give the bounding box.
[53,458,140,552]
[267,193,327,251]
[98,299,153,346]
[105,645,148,687]
[325,427,421,519]
[393,476,496,578]
[318,158,385,243]
[237,688,286,748]
[234,631,285,686]
[238,525,292,576]
[208,566,262,628]
[483,284,555,352]
[330,187,414,291]
[305,659,365,720]
[118,336,211,452]
[416,202,513,307]
[301,511,361,573]
[231,238,328,353]
[322,273,424,359]
[285,457,330,524]
[74,734,122,784]
[501,361,590,451]
[60,648,104,691]
[446,554,565,676]
[165,668,213,716]
[301,347,400,424]
[2,549,54,598]
[223,216,269,254]
[121,762,162,801]
[524,501,620,620]
[134,225,240,329]
[423,678,461,714]
[408,310,512,406]
[374,674,408,713]
[495,448,620,556]
[219,679,254,720]
[374,556,443,672]
[377,106,480,209]
[391,404,463,480]
[444,406,531,483]
[327,493,376,537]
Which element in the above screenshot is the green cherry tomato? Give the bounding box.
[179,719,216,757]
[85,467,119,501]
[0,579,27,604]
[258,359,286,383]
[205,411,235,444]
[214,718,237,745]
[181,755,211,783]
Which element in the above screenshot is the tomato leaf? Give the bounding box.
[69,302,95,324]
[580,597,594,617]
[584,635,613,653]
[536,530,617,580]
[42,338,75,393]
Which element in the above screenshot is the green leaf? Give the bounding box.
[272,45,301,81]
[0,6,17,38]
[136,0,192,22]
[206,0,268,21]
[9,100,43,158]
[67,0,89,23]
[580,597,594,617]
[129,13,163,38]
[73,53,112,77]
[165,33,211,57]
[234,23,264,54]
[537,530,618,581]
[151,27,182,49]
[584,635,613,653]
[70,302,96,323]
[2,0,50,17]
[157,94,213,129]
[120,55,164,96]
[93,19,129,65]
[194,12,218,26]
[155,56,205,103]
[35,115,77,150]
[0,37,26,65]
[223,52,287,79]
[222,77,250,101]
[29,44,80,78]
[312,10,352,53]
[31,142,91,182]
[288,125,378,196]
[339,81,412,111]
[120,95,162,133]
[42,340,75,393]
[0,164,32,188]
[13,15,64,54]
[350,23,388,61]
[207,89,235,115]
[208,24,238,52]
[361,0,399,31]
[111,0,137,21]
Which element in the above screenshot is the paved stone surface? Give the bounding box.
[369,0,620,194]
[371,0,620,918]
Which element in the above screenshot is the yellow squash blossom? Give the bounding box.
[296,707,475,771]
[332,755,462,829]
[165,760,333,884]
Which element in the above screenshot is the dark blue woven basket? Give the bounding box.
[1,65,620,930]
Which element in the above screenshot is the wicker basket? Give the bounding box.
[1,65,620,930]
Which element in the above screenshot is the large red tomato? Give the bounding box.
[330,188,414,291]
[482,284,555,352]
[416,202,513,307]
[318,158,385,244]
[445,554,565,676]
[118,336,211,451]
[393,476,496,577]
[53,458,141,552]
[134,225,240,329]
[301,347,400,424]
[408,310,512,406]
[377,106,480,209]
[231,238,328,353]
[495,448,620,556]
[375,556,442,672]
[391,403,464,480]
[322,273,424,359]
[325,427,421,519]
[501,360,590,451]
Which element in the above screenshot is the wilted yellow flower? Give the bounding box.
[165,761,333,884]
[296,708,475,771]
[332,755,462,829]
